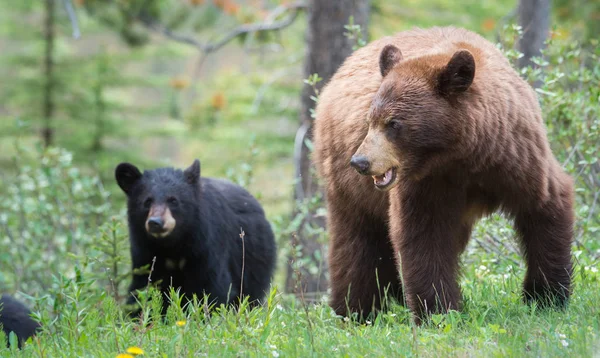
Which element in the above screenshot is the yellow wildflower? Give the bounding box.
[126,346,145,355]
[176,320,187,327]
[116,354,134,358]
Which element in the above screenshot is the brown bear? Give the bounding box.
[313,26,574,323]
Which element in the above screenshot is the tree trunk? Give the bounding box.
[43,0,56,148]
[517,0,550,82]
[286,0,370,299]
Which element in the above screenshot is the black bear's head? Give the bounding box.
[115,160,201,244]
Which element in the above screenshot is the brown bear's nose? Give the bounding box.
[350,155,370,175]
[147,217,164,233]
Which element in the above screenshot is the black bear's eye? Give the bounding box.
[143,198,153,209]
[167,197,178,206]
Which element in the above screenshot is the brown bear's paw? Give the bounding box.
[523,279,571,309]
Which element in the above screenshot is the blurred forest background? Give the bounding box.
[0,0,598,315]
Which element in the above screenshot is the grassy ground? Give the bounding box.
[3,255,599,357]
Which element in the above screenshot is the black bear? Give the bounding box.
[0,294,41,348]
[115,159,277,317]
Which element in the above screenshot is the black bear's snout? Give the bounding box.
[147,217,164,232]
[350,155,371,175]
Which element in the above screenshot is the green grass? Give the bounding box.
[3,257,599,357]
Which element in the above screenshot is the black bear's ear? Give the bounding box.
[115,163,142,195]
[379,44,403,77]
[184,159,201,185]
[437,50,476,96]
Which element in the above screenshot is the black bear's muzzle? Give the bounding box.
[147,217,164,233]
[145,205,176,238]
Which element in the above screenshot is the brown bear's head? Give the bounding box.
[350,44,476,191]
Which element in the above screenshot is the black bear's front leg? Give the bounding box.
[389,179,466,324]
[182,263,234,310]
[514,176,574,308]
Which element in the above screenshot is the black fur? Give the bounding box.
[115,160,277,317]
[0,294,40,348]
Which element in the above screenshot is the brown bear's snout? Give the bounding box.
[350,155,371,175]
[145,204,176,238]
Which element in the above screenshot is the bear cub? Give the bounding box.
[1,294,41,348]
[115,159,276,317]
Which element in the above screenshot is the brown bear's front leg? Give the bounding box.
[389,179,467,324]
[327,192,402,321]
[514,174,574,308]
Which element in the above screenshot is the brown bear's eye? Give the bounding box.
[388,119,402,130]
[167,197,179,206]
[143,198,153,209]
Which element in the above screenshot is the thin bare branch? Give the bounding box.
[62,0,81,39]
[138,1,307,54]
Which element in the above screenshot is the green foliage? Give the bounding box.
[553,0,600,44]
[80,0,290,47]
[81,0,163,46]
[303,73,323,120]
[0,143,113,296]
[535,38,600,248]
[343,16,367,51]
[490,24,600,255]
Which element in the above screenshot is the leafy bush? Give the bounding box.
[471,26,600,267]
[0,142,132,307]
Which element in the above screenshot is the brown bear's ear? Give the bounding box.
[115,163,142,195]
[437,50,476,96]
[379,44,403,77]
[184,159,201,185]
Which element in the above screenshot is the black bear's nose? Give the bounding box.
[350,155,370,175]
[147,217,164,232]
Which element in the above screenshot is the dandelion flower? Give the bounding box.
[176,320,186,327]
[116,354,134,358]
[126,346,144,355]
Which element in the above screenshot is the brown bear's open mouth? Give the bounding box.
[372,167,398,190]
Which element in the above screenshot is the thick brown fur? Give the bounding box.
[313,26,575,323]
